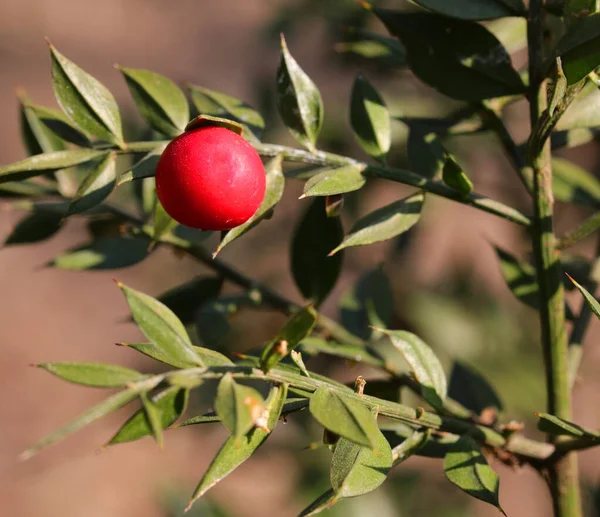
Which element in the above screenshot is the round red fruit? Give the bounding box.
[155,126,266,230]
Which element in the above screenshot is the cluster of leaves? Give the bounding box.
[3,0,600,516]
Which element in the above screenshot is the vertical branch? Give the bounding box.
[527,3,582,517]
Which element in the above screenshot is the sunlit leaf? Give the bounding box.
[36,361,144,388]
[568,274,600,320]
[18,92,66,155]
[118,143,167,185]
[535,412,600,439]
[303,164,366,198]
[215,373,265,438]
[51,237,151,270]
[442,155,473,196]
[67,152,116,215]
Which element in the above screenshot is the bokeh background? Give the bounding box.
[1,1,599,516]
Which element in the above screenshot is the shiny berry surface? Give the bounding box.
[155,126,266,230]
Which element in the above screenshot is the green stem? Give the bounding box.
[527,3,581,516]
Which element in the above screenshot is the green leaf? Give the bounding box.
[185,114,244,135]
[300,337,387,371]
[336,31,406,68]
[140,392,165,447]
[556,82,600,130]
[549,58,568,117]
[18,93,66,155]
[118,66,189,137]
[215,373,266,438]
[4,208,64,246]
[330,428,393,498]
[330,192,424,255]
[51,237,151,270]
[444,435,505,514]
[260,305,318,372]
[118,282,204,368]
[0,149,105,183]
[157,276,223,324]
[153,198,178,242]
[448,362,503,415]
[298,489,338,516]
[188,84,265,140]
[309,387,380,448]
[407,129,446,179]
[109,386,189,445]
[302,164,366,198]
[374,10,525,101]
[50,44,124,146]
[535,412,600,439]
[291,197,344,306]
[36,362,144,388]
[117,342,231,369]
[25,103,91,148]
[552,157,600,208]
[391,429,431,466]
[67,152,116,215]
[557,13,600,84]
[350,74,390,162]
[411,0,524,20]
[442,155,473,196]
[379,329,447,410]
[340,266,394,341]
[118,143,167,185]
[22,384,154,459]
[186,384,287,508]
[215,155,285,255]
[494,246,540,309]
[568,274,600,320]
[276,34,324,152]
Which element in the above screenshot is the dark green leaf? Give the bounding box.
[25,103,91,147]
[188,84,265,140]
[302,164,366,198]
[374,10,525,101]
[50,44,123,146]
[535,412,600,439]
[448,362,503,415]
[330,192,424,255]
[157,276,223,324]
[196,295,248,347]
[51,237,151,270]
[0,149,105,183]
[557,13,600,84]
[309,387,380,448]
[408,129,446,179]
[291,197,343,306]
[276,34,324,152]
[67,152,116,215]
[411,0,524,20]
[350,74,390,162]
[495,246,539,308]
[215,373,265,438]
[260,305,318,372]
[18,92,66,155]
[5,208,64,246]
[109,386,189,445]
[215,155,285,255]
[552,157,600,208]
[118,143,167,185]
[378,329,447,410]
[36,361,144,388]
[330,427,393,498]
[186,384,287,508]
[442,155,473,196]
[444,435,505,513]
[568,274,600,320]
[0,180,56,198]
[118,282,204,368]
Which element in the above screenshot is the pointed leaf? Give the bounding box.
[444,435,505,514]
[118,143,167,185]
[5,208,64,246]
[443,155,473,196]
[140,392,165,447]
[557,13,600,84]
[215,155,285,255]
[448,362,503,415]
[535,412,600,439]
[117,342,231,369]
[25,103,91,147]
[411,0,524,20]
[0,149,105,183]
[260,305,318,372]
[379,329,447,410]
[18,93,66,155]
[291,197,343,306]
[374,10,525,101]
[67,152,116,215]
[350,74,390,162]
[51,237,151,270]
[303,164,366,198]
[298,489,338,517]
[568,275,600,320]
[215,373,266,438]
[157,276,223,324]
[36,362,144,388]
[300,337,387,370]
[330,193,424,255]
[185,114,244,135]
[336,30,406,68]
[309,387,380,448]
[118,282,204,368]
[187,384,287,508]
[276,35,324,151]
[50,44,123,146]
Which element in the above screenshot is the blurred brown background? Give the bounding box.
[1,1,600,516]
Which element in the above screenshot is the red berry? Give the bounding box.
[155,126,266,230]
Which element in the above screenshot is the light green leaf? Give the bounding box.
[411,0,524,20]
[118,282,204,368]
[50,44,123,146]
[552,157,600,207]
[67,152,116,215]
[276,34,324,152]
[378,329,447,410]
[330,193,424,255]
[535,412,600,439]
[556,82,600,131]
[116,342,231,369]
[36,362,144,388]
[444,435,505,514]
[568,274,600,320]
[260,305,318,372]
[51,237,151,270]
[186,384,287,509]
[350,74,390,162]
[118,66,189,137]
[300,337,387,371]
[24,103,91,148]
[109,386,189,445]
[118,143,167,185]
[557,13,600,84]
[330,427,393,498]
[0,149,105,183]
[549,58,568,117]
[215,373,266,438]
[336,30,406,68]
[302,164,366,198]
[18,92,66,155]
[215,155,285,255]
[442,155,473,196]
[309,387,380,448]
